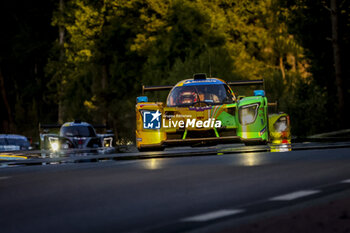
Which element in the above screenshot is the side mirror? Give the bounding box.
[136,96,148,103]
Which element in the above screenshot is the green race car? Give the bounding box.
[135,73,290,151]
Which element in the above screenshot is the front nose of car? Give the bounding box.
[73,138,86,148]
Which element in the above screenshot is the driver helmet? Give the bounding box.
[178,91,197,105]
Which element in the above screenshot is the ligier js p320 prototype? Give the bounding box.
[39,121,115,152]
[136,74,290,151]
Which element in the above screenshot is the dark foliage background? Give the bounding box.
[0,0,349,142]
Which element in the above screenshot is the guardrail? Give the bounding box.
[2,141,350,168]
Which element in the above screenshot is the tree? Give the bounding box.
[0,0,56,136]
[330,0,345,124]
[283,0,350,130]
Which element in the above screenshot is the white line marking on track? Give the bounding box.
[181,209,244,222]
[341,179,350,183]
[0,176,10,180]
[270,190,320,201]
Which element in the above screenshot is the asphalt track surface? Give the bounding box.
[1,144,350,233]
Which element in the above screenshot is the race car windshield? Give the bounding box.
[167,84,235,107]
[61,126,96,137]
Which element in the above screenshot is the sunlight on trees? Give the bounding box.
[2,0,349,139]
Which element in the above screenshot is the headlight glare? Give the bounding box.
[239,103,259,125]
[103,137,113,147]
[274,116,288,132]
[49,137,60,151]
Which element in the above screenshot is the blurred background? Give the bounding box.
[0,0,349,142]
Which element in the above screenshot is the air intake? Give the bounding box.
[193,73,207,80]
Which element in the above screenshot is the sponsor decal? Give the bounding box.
[183,79,221,84]
[259,126,267,136]
[142,110,161,129]
[136,138,142,142]
[188,106,212,112]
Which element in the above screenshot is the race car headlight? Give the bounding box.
[274,116,288,132]
[103,137,113,147]
[48,137,59,151]
[239,103,259,125]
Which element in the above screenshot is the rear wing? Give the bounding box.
[39,123,61,133]
[227,79,278,107]
[93,125,114,134]
[39,123,110,132]
[93,124,109,129]
[142,79,264,94]
[142,85,173,95]
[227,79,264,89]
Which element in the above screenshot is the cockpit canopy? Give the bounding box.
[60,125,97,137]
[166,83,235,107]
